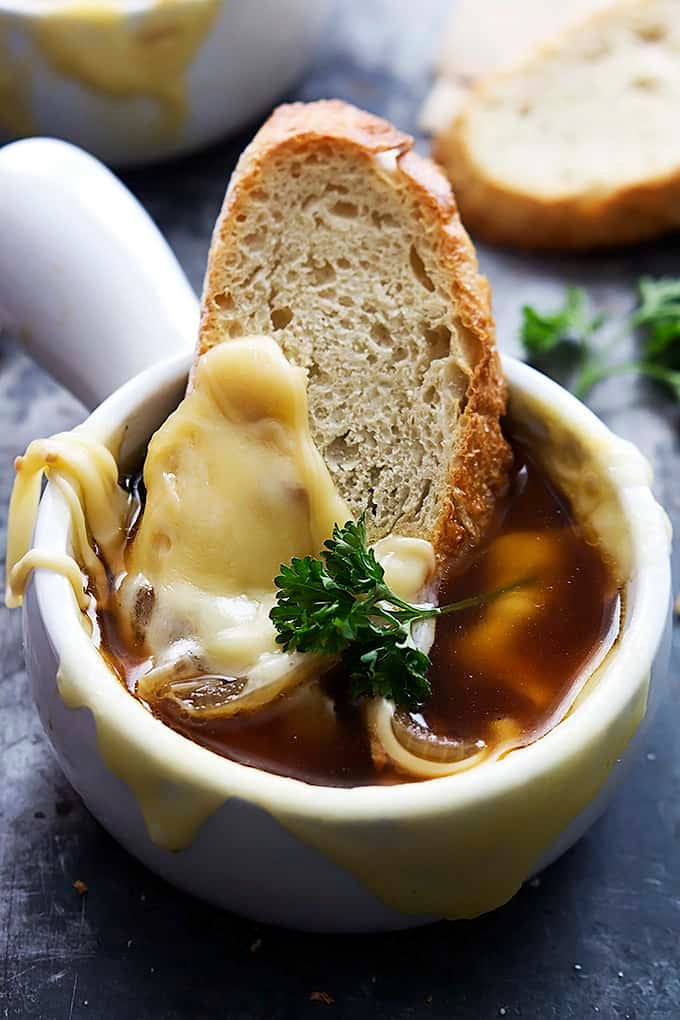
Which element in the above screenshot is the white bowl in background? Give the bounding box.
[0,0,334,166]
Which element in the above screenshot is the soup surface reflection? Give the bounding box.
[99,439,620,787]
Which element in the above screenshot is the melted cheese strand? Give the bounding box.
[5,428,127,609]
[8,549,91,613]
[5,454,43,608]
[51,474,108,600]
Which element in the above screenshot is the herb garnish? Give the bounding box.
[520,277,680,400]
[270,514,524,708]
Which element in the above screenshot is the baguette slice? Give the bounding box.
[420,0,609,134]
[198,100,510,565]
[434,0,680,250]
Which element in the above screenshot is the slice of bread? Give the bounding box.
[434,0,680,250]
[198,100,510,566]
[420,0,609,134]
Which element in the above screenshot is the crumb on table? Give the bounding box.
[309,991,334,1005]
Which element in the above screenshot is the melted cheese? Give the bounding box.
[0,0,220,141]
[372,535,435,602]
[118,336,354,712]
[128,336,349,597]
[5,426,128,609]
[34,1,220,138]
[121,338,439,715]
[6,334,661,921]
[6,333,438,735]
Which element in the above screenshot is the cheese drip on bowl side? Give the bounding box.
[5,425,129,611]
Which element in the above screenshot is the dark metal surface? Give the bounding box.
[1,3,679,1017]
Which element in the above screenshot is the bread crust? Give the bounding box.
[435,126,680,251]
[433,2,680,251]
[200,99,414,351]
[199,100,510,567]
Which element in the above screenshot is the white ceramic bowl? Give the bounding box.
[0,0,333,165]
[3,139,673,931]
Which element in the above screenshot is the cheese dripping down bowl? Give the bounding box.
[3,139,672,932]
[0,0,333,165]
[14,351,671,931]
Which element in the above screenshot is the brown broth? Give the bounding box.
[98,440,621,788]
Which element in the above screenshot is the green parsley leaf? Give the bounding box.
[270,557,356,656]
[519,276,680,403]
[347,629,432,705]
[520,287,606,356]
[270,514,527,709]
[321,513,384,593]
[633,276,680,372]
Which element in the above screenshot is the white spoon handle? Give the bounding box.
[0,138,199,409]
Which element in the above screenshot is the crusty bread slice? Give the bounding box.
[420,0,609,134]
[198,100,510,566]
[434,0,680,250]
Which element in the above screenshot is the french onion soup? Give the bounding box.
[102,441,619,786]
[6,335,621,788]
[5,103,626,791]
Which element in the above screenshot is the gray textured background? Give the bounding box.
[1,3,679,1018]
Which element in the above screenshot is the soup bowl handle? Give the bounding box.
[0,138,199,409]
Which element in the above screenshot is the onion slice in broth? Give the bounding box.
[157,674,248,714]
[392,711,486,764]
[366,699,490,779]
[136,639,329,719]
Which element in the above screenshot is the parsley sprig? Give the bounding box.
[520,277,680,400]
[270,514,524,708]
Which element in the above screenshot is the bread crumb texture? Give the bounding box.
[420,0,609,133]
[199,100,510,566]
[435,0,680,249]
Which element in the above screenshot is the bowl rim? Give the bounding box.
[30,351,672,824]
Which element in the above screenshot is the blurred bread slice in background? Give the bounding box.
[432,0,680,250]
[420,0,610,134]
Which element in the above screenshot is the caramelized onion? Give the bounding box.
[135,639,204,700]
[159,674,248,714]
[366,700,490,779]
[366,700,528,779]
[136,639,327,719]
[391,711,486,764]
